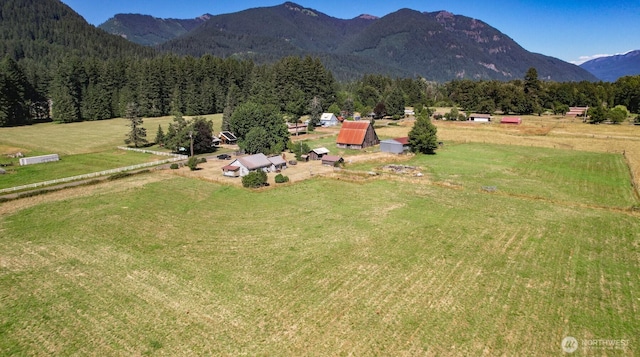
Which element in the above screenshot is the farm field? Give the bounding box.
[0,114,222,190]
[0,149,170,190]
[1,117,639,355]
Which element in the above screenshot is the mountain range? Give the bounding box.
[98,2,597,82]
[99,13,213,46]
[579,50,640,82]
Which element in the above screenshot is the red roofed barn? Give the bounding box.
[500,117,522,125]
[336,121,379,149]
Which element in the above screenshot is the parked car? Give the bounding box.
[217,153,231,160]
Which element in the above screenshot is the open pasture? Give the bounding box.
[0,114,221,156]
[0,176,638,355]
[0,113,639,355]
[1,137,639,355]
[0,149,170,190]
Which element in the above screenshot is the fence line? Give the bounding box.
[0,149,187,194]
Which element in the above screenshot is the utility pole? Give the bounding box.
[189,130,194,157]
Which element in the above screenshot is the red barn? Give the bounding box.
[336,121,379,149]
[500,117,522,124]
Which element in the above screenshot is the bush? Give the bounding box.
[170,163,179,170]
[275,173,289,183]
[199,157,207,163]
[187,156,199,171]
[242,170,268,188]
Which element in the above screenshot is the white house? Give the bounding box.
[320,113,339,127]
[226,153,273,177]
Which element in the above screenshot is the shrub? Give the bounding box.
[199,157,207,163]
[187,156,199,171]
[170,163,179,170]
[242,171,268,188]
[275,173,289,183]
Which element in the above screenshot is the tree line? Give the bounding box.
[2,53,640,129]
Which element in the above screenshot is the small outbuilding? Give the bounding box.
[336,120,379,149]
[320,113,339,127]
[380,137,411,154]
[468,113,492,122]
[308,147,330,160]
[322,155,344,166]
[219,131,238,145]
[500,117,522,125]
[222,165,240,177]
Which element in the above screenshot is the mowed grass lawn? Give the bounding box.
[0,114,222,190]
[0,114,222,155]
[350,142,638,208]
[0,149,170,190]
[1,143,638,355]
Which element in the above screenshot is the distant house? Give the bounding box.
[308,147,330,160]
[404,108,415,117]
[468,113,492,122]
[219,131,238,145]
[320,113,339,127]
[267,155,287,171]
[227,153,272,177]
[322,155,344,166]
[567,107,588,117]
[287,123,307,135]
[336,121,379,149]
[500,117,522,125]
[380,137,411,154]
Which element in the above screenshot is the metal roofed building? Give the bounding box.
[336,121,379,149]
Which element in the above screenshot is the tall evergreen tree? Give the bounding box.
[124,102,147,147]
[308,96,322,131]
[155,124,165,146]
[408,110,438,154]
[0,56,30,126]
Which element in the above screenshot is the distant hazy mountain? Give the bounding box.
[99,13,212,46]
[99,2,597,82]
[580,50,640,82]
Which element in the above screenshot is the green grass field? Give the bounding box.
[0,114,222,190]
[0,149,169,190]
[0,114,222,155]
[351,142,638,208]
[1,142,638,355]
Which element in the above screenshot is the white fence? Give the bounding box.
[0,148,187,194]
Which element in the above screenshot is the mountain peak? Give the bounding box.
[283,2,318,17]
[356,14,378,20]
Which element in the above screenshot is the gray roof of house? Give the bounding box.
[268,155,287,166]
[237,153,272,170]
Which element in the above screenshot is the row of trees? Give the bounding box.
[334,69,640,123]
[0,53,336,127]
[3,49,640,129]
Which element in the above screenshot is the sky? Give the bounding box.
[60,0,640,65]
